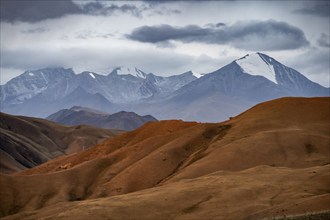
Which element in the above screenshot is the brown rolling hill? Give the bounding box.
[0,112,123,174]
[0,97,329,219]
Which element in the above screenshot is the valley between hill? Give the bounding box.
[0,112,123,174]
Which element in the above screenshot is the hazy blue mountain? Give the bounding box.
[47,106,157,131]
[1,53,328,121]
[237,53,329,96]
[0,67,196,117]
[131,53,329,122]
[0,67,75,107]
[1,86,119,118]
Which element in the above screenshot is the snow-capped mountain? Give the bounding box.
[235,53,328,96]
[0,67,75,106]
[132,53,329,122]
[236,53,277,83]
[0,67,196,117]
[1,53,328,121]
[110,66,147,79]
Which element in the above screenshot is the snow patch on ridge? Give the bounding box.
[191,71,204,78]
[116,66,147,79]
[89,72,96,79]
[236,53,277,84]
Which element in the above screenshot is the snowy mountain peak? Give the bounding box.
[80,71,97,79]
[110,66,147,79]
[191,71,205,78]
[235,53,277,84]
[1,53,328,121]
[177,71,204,79]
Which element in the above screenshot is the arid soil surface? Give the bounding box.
[0,112,123,173]
[0,97,329,219]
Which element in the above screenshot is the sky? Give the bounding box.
[0,0,329,87]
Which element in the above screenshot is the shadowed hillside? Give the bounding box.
[0,112,123,174]
[0,97,329,219]
[47,106,157,131]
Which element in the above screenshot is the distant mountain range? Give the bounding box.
[47,106,157,131]
[1,53,329,122]
[0,112,122,174]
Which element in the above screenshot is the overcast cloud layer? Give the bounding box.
[0,0,150,22]
[127,20,310,50]
[0,0,329,87]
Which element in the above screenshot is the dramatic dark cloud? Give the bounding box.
[127,20,310,51]
[128,24,206,43]
[293,2,330,17]
[0,0,81,22]
[0,0,148,22]
[318,33,330,48]
[0,1,328,87]
[82,2,146,18]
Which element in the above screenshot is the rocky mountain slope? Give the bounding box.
[47,106,157,130]
[1,53,328,121]
[135,53,329,122]
[0,112,123,174]
[1,97,329,219]
[0,67,196,118]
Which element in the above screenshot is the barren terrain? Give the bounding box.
[0,112,123,173]
[0,97,329,219]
